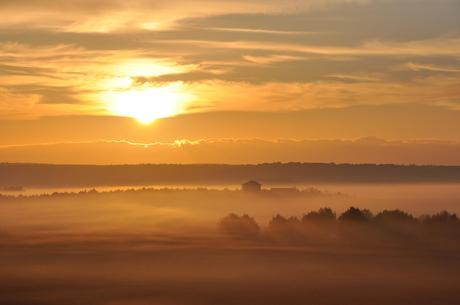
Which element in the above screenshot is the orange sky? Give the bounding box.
[1,0,460,164]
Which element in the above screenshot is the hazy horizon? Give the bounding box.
[1,1,459,304]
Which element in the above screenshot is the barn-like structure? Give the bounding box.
[241,181,262,193]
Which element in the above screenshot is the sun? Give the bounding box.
[104,82,190,124]
[100,59,194,124]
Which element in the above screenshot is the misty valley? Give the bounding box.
[2,0,460,303]
[1,184,459,305]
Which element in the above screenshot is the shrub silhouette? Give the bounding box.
[375,210,417,223]
[267,215,305,241]
[339,207,373,222]
[268,215,301,228]
[269,214,289,226]
[219,213,261,239]
[219,207,460,245]
[422,211,459,225]
[302,208,336,222]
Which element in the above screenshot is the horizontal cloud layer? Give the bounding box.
[2,137,460,165]
[0,0,459,119]
[2,104,460,146]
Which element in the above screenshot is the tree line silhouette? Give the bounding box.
[3,162,460,187]
[220,207,460,246]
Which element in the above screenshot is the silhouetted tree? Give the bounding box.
[269,214,289,226]
[219,213,260,239]
[339,207,373,222]
[287,216,301,224]
[302,208,336,222]
[267,215,304,241]
[422,211,459,225]
[375,210,417,224]
[268,215,301,228]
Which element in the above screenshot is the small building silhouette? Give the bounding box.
[242,181,262,193]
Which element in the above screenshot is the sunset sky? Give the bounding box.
[1,0,460,164]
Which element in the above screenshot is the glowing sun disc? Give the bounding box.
[105,83,189,124]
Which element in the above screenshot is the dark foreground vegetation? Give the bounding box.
[3,162,460,187]
[220,207,460,247]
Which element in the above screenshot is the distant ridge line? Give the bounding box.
[1,162,460,187]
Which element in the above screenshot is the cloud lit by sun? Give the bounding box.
[115,59,189,78]
[0,0,459,146]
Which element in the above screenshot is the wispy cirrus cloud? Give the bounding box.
[0,0,459,121]
[405,62,460,73]
[0,0,367,32]
[162,37,460,57]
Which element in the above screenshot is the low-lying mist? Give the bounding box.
[0,185,459,305]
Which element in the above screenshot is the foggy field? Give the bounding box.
[0,185,459,305]
[1,233,459,305]
[2,183,460,229]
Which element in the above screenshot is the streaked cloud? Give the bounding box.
[2,137,460,165]
[0,0,368,32]
[2,104,460,147]
[405,62,460,73]
[242,54,302,65]
[0,0,459,134]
